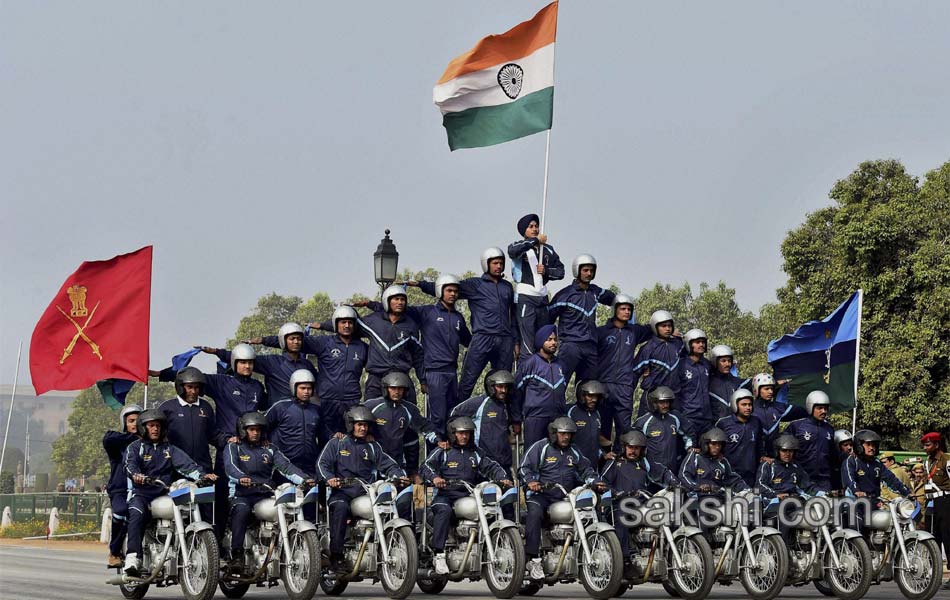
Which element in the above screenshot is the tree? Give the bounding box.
[775,159,950,446]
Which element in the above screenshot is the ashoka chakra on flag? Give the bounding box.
[497,64,524,99]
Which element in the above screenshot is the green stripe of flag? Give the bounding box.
[783,362,856,414]
[443,87,553,151]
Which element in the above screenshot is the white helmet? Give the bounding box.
[435,274,460,301]
[480,247,505,274]
[648,310,674,335]
[805,390,831,415]
[289,369,316,395]
[230,343,257,371]
[710,344,734,361]
[119,404,143,429]
[332,306,358,332]
[729,389,754,414]
[683,329,707,352]
[752,373,776,397]
[381,285,408,312]
[571,254,597,278]
[611,293,635,316]
[277,322,305,350]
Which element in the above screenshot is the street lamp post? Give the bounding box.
[373,229,399,300]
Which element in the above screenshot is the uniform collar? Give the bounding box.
[178,396,199,407]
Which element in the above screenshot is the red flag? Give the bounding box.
[30,246,152,395]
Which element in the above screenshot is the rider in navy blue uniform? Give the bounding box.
[594,294,652,447]
[451,370,518,476]
[363,371,440,520]
[631,386,697,472]
[715,389,766,487]
[633,311,685,416]
[420,416,511,575]
[783,391,837,492]
[123,409,214,576]
[548,254,616,385]
[568,380,611,469]
[519,416,605,581]
[103,404,142,568]
[677,329,713,433]
[842,430,911,531]
[318,406,408,575]
[512,324,567,448]
[602,430,678,567]
[223,411,313,572]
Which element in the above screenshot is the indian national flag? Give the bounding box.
[434,2,557,151]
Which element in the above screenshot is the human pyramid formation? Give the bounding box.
[102,212,950,589]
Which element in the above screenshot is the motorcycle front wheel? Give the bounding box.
[483,527,526,599]
[282,529,321,600]
[579,530,624,599]
[739,533,789,600]
[894,538,942,600]
[179,529,219,600]
[379,525,418,599]
[668,533,714,600]
[822,536,872,600]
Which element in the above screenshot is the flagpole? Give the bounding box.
[143,382,149,410]
[851,289,864,434]
[0,340,23,474]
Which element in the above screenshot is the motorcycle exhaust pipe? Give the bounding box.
[417,568,437,579]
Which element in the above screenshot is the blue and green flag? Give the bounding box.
[767,290,862,414]
[96,378,135,409]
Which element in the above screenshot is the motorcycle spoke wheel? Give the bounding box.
[823,537,871,600]
[281,530,319,600]
[484,527,525,598]
[895,539,942,600]
[180,530,218,600]
[740,534,787,599]
[380,526,418,599]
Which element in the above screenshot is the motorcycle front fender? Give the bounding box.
[288,520,317,535]
[382,517,413,533]
[748,526,783,539]
[900,529,936,543]
[488,518,520,533]
[672,525,703,539]
[185,520,214,535]
[830,528,863,542]
[584,521,616,536]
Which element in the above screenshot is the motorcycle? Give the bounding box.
[704,489,789,600]
[780,494,873,600]
[218,482,321,600]
[605,486,715,600]
[318,476,418,599]
[519,482,623,600]
[415,479,524,598]
[107,478,218,600]
[863,497,942,600]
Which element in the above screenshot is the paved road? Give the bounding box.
[0,543,937,600]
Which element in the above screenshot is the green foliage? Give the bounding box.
[0,472,14,494]
[0,518,98,538]
[50,381,174,481]
[776,160,950,446]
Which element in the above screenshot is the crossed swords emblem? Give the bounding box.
[56,286,103,364]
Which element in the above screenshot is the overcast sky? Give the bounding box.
[3,1,949,387]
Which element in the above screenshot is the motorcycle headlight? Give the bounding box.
[897,499,917,520]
